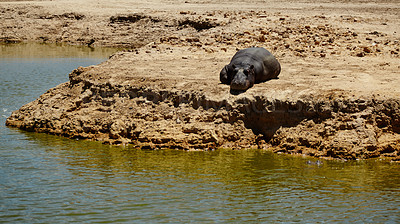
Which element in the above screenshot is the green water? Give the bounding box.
[1,43,400,223]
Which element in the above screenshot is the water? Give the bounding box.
[1,43,400,223]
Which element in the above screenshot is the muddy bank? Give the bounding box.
[2,0,400,160]
[1,0,400,52]
[6,45,400,161]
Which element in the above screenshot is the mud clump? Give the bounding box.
[38,12,85,20]
[110,14,147,24]
[178,18,220,31]
[109,14,162,24]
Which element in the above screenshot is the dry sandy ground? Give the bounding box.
[2,0,400,160]
[1,0,399,95]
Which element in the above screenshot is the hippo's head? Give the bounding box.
[230,64,255,91]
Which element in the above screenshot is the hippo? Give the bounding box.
[220,47,281,92]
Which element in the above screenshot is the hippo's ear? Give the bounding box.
[220,65,231,84]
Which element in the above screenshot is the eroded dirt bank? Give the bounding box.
[2,0,400,160]
[6,45,400,160]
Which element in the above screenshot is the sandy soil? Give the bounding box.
[2,0,400,160]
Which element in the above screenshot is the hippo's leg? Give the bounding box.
[220,65,231,84]
[261,55,281,81]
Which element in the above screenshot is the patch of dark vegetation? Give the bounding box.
[178,18,220,31]
[109,14,162,24]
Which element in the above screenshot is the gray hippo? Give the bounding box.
[220,47,281,92]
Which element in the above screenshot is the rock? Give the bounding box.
[363,46,372,53]
[186,37,200,42]
[109,119,128,139]
[356,52,365,57]
[258,34,266,42]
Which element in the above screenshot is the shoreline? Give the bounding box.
[2,0,400,161]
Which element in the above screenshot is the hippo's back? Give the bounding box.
[231,47,280,82]
[231,47,271,63]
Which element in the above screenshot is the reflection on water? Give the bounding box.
[1,43,400,223]
[2,131,400,223]
[0,42,118,59]
[0,43,118,116]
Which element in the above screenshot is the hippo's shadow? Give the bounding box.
[225,77,280,95]
[229,89,247,95]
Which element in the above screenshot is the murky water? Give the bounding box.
[1,43,400,223]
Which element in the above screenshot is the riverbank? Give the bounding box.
[2,0,400,160]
